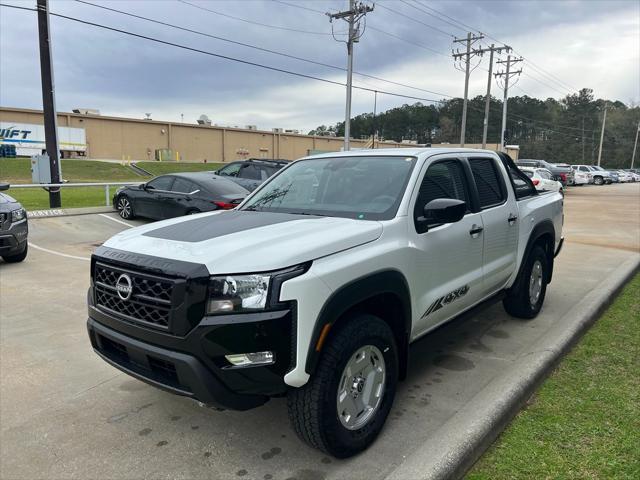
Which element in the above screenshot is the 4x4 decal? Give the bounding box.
[421,285,470,319]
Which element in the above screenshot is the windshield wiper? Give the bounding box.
[288,211,324,217]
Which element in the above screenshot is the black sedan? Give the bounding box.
[113,172,249,221]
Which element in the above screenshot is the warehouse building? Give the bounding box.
[0,106,518,162]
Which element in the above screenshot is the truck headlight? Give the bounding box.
[207,274,271,314]
[11,208,26,222]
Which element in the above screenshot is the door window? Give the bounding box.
[239,164,262,180]
[469,158,506,209]
[218,163,242,177]
[171,177,197,194]
[414,160,469,223]
[146,176,174,191]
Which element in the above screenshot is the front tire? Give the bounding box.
[287,315,398,458]
[2,242,28,263]
[503,245,548,319]
[116,195,135,219]
[594,176,604,186]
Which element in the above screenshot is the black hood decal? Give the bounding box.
[143,211,314,242]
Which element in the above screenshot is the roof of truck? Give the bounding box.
[303,148,499,160]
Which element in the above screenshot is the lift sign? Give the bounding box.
[0,126,32,140]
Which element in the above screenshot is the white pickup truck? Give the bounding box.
[87,148,564,457]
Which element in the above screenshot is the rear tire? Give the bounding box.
[116,195,135,220]
[594,176,604,186]
[287,314,398,458]
[2,242,28,263]
[503,245,548,319]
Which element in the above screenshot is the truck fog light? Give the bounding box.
[225,351,275,367]
[207,299,237,313]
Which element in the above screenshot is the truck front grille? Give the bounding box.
[94,262,174,330]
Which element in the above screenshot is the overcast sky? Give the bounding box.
[1,0,638,132]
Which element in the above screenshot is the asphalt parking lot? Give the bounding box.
[1,183,639,480]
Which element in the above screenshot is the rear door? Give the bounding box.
[467,155,519,297]
[163,177,199,218]
[409,157,485,335]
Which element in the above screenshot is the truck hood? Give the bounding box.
[102,210,383,274]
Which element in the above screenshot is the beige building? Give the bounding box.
[0,107,518,162]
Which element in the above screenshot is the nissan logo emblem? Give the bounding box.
[115,273,133,301]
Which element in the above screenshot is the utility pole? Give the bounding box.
[581,117,585,163]
[597,105,607,166]
[37,0,61,208]
[328,1,374,151]
[452,33,484,147]
[371,90,377,149]
[631,121,639,169]
[495,55,523,152]
[472,44,511,148]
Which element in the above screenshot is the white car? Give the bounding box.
[519,167,564,195]
[616,170,633,183]
[572,165,612,185]
[571,168,591,185]
[86,148,564,457]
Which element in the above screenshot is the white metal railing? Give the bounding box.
[7,182,142,206]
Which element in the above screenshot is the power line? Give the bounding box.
[271,0,449,56]
[177,0,340,36]
[414,0,482,35]
[376,2,455,38]
[399,0,467,33]
[74,0,455,100]
[411,0,578,94]
[0,3,449,106]
[367,25,450,57]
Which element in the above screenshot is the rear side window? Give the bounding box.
[414,160,469,220]
[469,158,506,208]
[506,163,536,199]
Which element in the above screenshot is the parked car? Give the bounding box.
[616,170,633,182]
[519,167,564,195]
[606,170,620,183]
[214,158,290,191]
[571,168,591,185]
[571,165,612,185]
[552,163,578,185]
[625,169,640,182]
[87,148,564,457]
[0,183,28,263]
[113,172,249,220]
[517,159,573,187]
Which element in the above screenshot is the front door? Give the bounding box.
[409,158,485,336]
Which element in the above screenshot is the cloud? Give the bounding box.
[1,0,638,132]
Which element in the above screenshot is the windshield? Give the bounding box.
[241,155,417,220]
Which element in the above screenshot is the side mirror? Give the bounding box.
[143,183,154,191]
[417,198,466,232]
[0,183,9,191]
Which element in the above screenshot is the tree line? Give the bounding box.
[308,89,639,168]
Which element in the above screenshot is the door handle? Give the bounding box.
[469,225,483,236]
[508,214,518,224]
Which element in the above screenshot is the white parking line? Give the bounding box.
[98,213,134,228]
[28,242,90,262]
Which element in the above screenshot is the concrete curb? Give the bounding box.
[27,206,113,218]
[387,255,640,480]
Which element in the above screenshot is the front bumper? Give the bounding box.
[87,304,295,411]
[0,219,28,254]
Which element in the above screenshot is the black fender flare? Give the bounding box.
[513,220,556,291]
[304,270,412,380]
